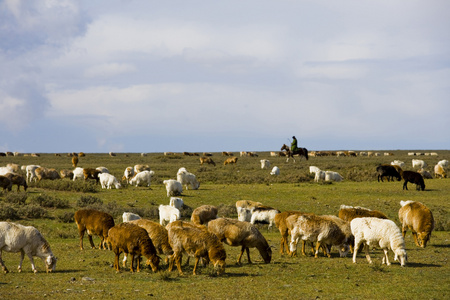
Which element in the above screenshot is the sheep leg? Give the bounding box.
[364,244,372,264]
[314,241,325,258]
[114,252,120,272]
[0,251,8,273]
[245,247,252,264]
[78,227,86,250]
[353,241,361,264]
[193,257,200,275]
[401,226,407,238]
[122,254,128,268]
[237,246,245,265]
[136,255,141,272]
[130,254,136,272]
[87,234,95,249]
[26,252,37,273]
[412,232,421,247]
[382,249,391,266]
[301,240,307,256]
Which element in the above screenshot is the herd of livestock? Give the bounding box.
[0,153,448,276]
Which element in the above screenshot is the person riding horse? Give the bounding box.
[291,136,298,152]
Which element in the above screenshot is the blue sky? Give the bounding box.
[1,0,449,153]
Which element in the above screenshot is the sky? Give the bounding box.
[1,0,449,153]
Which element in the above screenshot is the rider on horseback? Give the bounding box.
[291,136,298,152]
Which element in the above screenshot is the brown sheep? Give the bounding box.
[167,220,226,275]
[223,157,238,165]
[108,223,160,273]
[0,176,12,193]
[35,167,61,181]
[434,164,447,178]
[398,201,434,248]
[274,211,308,255]
[134,164,150,173]
[402,170,425,191]
[199,156,216,166]
[338,205,388,222]
[321,215,354,254]
[59,169,74,179]
[72,156,78,168]
[83,168,101,184]
[4,173,27,191]
[208,218,272,265]
[74,209,115,250]
[191,205,218,225]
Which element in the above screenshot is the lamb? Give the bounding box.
[159,205,180,226]
[0,222,57,273]
[163,179,183,197]
[167,220,226,275]
[169,197,184,210]
[412,159,427,169]
[351,217,407,267]
[208,218,272,264]
[191,205,218,225]
[74,209,115,250]
[199,156,216,166]
[177,169,200,190]
[24,165,41,182]
[289,214,349,258]
[122,166,134,183]
[107,222,160,272]
[325,171,344,182]
[223,157,238,165]
[4,173,27,191]
[250,206,280,230]
[434,164,447,178]
[338,205,388,222]
[35,167,60,181]
[376,164,402,182]
[72,167,85,181]
[0,176,12,193]
[270,166,280,175]
[130,170,155,187]
[274,211,307,255]
[260,159,270,169]
[99,173,122,189]
[235,200,263,222]
[122,212,141,222]
[398,201,434,248]
[402,170,425,191]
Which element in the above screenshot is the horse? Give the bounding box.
[281,144,308,163]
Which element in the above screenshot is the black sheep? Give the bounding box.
[402,171,425,191]
[376,164,402,182]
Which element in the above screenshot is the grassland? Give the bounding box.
[0,150,449,299]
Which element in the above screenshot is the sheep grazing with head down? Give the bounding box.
[107,223,160,273]
[250,206,280,231]
[398,201,434,248]
[274,211,307,255]
[402,171,425,191]
[130,170,155,187]
[159,205,180,226]
[191,205,218,225]
[177,168,200,190]
[99,173,121,189]
[163,179,183,197]
[351,217,407,267]
[167,220,226,275]
[434,164,447,179]
[208,218,272,265]
[74,209,115,250]
[338,205,388,222]
[235,200,263,222]
[270,166,280,175]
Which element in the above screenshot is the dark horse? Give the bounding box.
[281,144,308,162]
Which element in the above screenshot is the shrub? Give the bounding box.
[4,192,28,205]
[57,211,75,223]
[18,205,48,219]
[31,194,70,208]
[77,195,103,207]
[0,203,20,220]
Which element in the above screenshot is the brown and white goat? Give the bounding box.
[274,211,308,255]
[74,209,115,250]
[208,218,272,265]
[398,201,434,248]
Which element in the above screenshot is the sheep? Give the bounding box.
[167,220,226,275]
[437,159,449,168]
[35,167,60,181]
[163,179,183,197]
[314,170,326,182]
[351,217,407,267]
[72,167,85,181]
[122,166,134,183]
[122,212,141,223]
[402,170,425,191]
[96,166,110,174]
[376,164,402,182]
[169,197,184,210]
[309,166,321,174]
[83,168,101,184]
[6,163,20,173]
[129,170,155,187]
[434,164,447,178]
[176,169,200,190]
[200,156,216,166]
[99,173,121,189]
[412,159,427,169]
[338,205,388,222]
[289,214,349,258]
[74,209,115,250]
[107,222,160,272]
[391,160,406,169]
[325,171,344,182]
[109,152,116,157]
[260,159,270,170]
[270,166,280,175]
[236,200,263,222]
[222,151,233,156]
[320,215,354,254]
[274,211,307,255]
[191,205,218,225]
[398,201,434,248]
[0,222,57,274]
[59,169,74,179]
[250,206,280,231]
[159,205,180,226]
[0,176,12,193]
[24,165,40,182]
[4,173,27,192]
[208,218,272,264]
[223,157,238,165]
[72,156,78,168]
[418,168,433,179]
[134,164,150,173]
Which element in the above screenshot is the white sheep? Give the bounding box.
[169,197,184,210]
[158,205,180,226]
[260,159,270,170]
[250,206,280,230]
[0,166,14,176]
[309,166,321,174]
[270,166,280,175]
[123,167,134,183]
[72,167,85,181]
[176,168,199,190]
[236,200,262,222]
[96,166,110,174]
[351,217,407,267]
[122,212,141,222]
[437,159,449,168]
[98,173,121,189]
[314,170,326,182]
[130,170,155,187]
[391,160,406,169]
[325,171,343,182]
[412,159,427,169]
[24,165,41,182]
[163,179,183,197]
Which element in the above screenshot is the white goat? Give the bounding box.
[130,170,155,187]
[176,168,199,190]
[412,159,427,169]
[169,197,184,210]
[24,165,41,182]
[72,167,85,181]
[250,206,280,230]
[260,159,271,170]
[325,171,343,182]
[98,173,121,189]
[270,166,280,175]
[163,179,183,197]
[158,205,180,226]
[122,212,141,222]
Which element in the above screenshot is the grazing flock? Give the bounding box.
[0,153,447,275]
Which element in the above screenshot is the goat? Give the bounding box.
[130,170,155,187]
[250,206,280,230]
[74,209,115,250]
[177,168,200,190]
[402,171,425,191]
[338,205,388,222]
[398,201,434,248]
[376,164,402,182]
[99,173,121,189]
[163,179,183,197]
[159,205,180,226]
[223,157,238,165]
[191,205,218,225]
[199,157,216,166]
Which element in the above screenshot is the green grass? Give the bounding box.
[0,151,449,299]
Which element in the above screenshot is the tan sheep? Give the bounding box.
[74,209,115,250]
[208,218,272,265]
[191,205,218,225]
[398,200,434,248]
[167,220,226,275]
[235,200,263,222]
[274,211,308,255]
[338,205,388,222]
[199,156,216,166]
[223,157,238,165]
